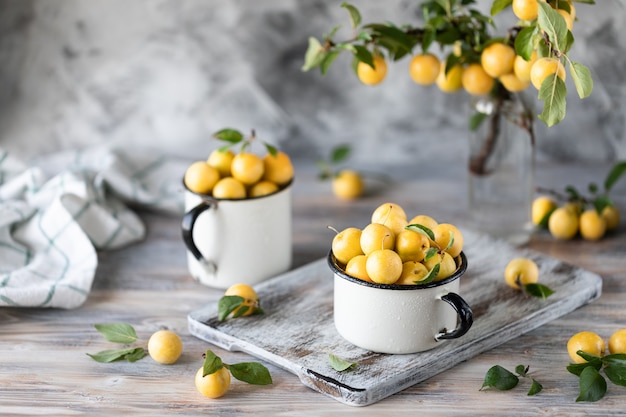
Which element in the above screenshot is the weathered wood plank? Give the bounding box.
[188,229,602,406]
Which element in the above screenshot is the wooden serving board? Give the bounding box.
[188,229,602,407]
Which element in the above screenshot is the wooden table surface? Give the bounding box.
[1,160,625,416]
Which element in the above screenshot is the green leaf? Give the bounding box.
[125,347,147,362]
[341,2,361,29]
[536,40,552,59]
[432,0,449,10]
[218,295,244,321]
[320,51,340,75]
[301,37,327,72]
[421,263,439,284]
[490,0,512,16]
[562,30,575,55]
[515,364,528,377]
[231,304,251,318]
[366,24,415,59]
[514,27,537,61]
[213,128,244,144]
[353,45,374,67]
[330,144,351,164]
[405,224,435,240]
[576,350,603,363]
[264,143,278,157]
[424,247,439,261]
[566,359,602,377]
[94,323,138,344]
[86,347,146,363]
[603,353,626,387]
[323,25,341,42]
[556,0,572,13]
[592,195,613,214]
[524,283,554,299]
[203,350,224,377]
[228,362,273,385]
[538,75,567,127]
[528,378,543,396]
[568,61,593,99]
[421,27,437,52]
[351,54,360,76]
[437,27,463,46]
[355,31,372,42]
[537,207,556,228]
[576,366,607,402]
[329,353,357,372]
[481,365,519,391]
[218,143,233,153]
[604,161,626,192]
[469,112,488,132]
[444,230,454,251]
[537,2,568,53]
[564,185,581,201]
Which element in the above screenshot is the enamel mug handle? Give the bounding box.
[181,200,217,274]
[435,292,473,341]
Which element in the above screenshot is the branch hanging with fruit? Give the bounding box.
[302,0,595,127]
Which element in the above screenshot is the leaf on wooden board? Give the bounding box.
[329,353,357,372]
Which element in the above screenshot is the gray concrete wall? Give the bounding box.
[0,0,624,164]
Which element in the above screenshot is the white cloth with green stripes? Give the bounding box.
[0,146,187,309]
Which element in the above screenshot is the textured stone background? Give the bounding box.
[0,0,625,165]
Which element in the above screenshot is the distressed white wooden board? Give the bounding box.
[188,229,602,407]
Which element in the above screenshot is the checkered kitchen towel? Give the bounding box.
[0,145,187,309]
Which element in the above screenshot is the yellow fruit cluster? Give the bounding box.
[532,196,621,241]
[184,149,294,199]
[331,202,464,285]
[405,45,564,97]
[398,0,574,97]
[567,329,626,364]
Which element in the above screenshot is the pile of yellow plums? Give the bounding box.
[330,202,464,285]
[356,0,576,98]
[405,37,565,97]
[184,131,294,199]
[532,196,621,241]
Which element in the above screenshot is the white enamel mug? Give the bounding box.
[181,181,292,289]
[329,251,473,354]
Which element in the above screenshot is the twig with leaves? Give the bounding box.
[302,0,595,127]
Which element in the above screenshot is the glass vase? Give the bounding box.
[467,89,535,246]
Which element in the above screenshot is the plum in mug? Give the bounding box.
[328,251,473,354]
